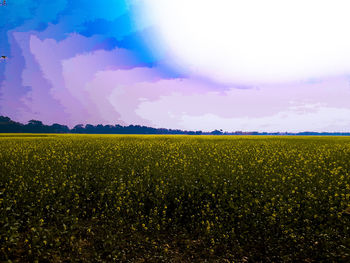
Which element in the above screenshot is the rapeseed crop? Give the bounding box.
[0,134,350,262]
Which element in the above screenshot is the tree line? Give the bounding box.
[1,115,350,135]
[0,116,203,134]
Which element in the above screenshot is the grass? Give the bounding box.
[1,134,350,262]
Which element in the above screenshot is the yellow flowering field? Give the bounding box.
[1,134,350,262]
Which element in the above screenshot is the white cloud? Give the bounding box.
[134,76,350,132]
[180,105,350,132]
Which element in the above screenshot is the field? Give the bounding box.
[1,134,350,262]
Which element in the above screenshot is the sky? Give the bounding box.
[1,0,350,132]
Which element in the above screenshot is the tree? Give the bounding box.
[28,120,43,126]
[72,124,85,133]
[0,116,11,122]
[211,129,223,135]
[50,123,69,133]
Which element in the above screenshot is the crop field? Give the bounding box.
[1,134,350,262]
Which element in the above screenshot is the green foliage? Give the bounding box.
[1,134,350,262]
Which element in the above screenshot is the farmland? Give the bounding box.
[1,134,350,262]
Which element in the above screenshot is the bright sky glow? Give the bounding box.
[144,0,350,84]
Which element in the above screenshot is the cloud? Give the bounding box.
[179,105,350,133]
[134,77,350,131]
[26,33,158,125]
[0,0,161,125]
